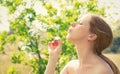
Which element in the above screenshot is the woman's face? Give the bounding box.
[66,15,92,42]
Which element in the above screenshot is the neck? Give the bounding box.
[74,40,97,67]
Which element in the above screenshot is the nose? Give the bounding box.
[71,22,76,27]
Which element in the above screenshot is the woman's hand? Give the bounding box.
[48,37,62,57]
[45,37,62,74]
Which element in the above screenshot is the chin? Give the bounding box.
[66,34,82,43]
[66,34,71,40]
[66,34,74,41]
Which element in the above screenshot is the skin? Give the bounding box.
[44,14,114,74]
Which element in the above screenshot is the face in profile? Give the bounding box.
[66,15,93,43]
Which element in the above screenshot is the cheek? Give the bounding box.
[73,27,89,40]
[66,26,90,41]
[80,27,89,35]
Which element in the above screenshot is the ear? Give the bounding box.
[88,34,97,41]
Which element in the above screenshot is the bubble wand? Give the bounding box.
[57,25,60,37]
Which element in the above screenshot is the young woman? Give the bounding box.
[44,14,120,74]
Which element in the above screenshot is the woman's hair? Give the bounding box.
[89,14,120,74]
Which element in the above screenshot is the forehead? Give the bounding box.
[78,14,92,23]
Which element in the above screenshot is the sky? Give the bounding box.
[0,0,120,32]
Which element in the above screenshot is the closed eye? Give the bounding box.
[79,22,83,25]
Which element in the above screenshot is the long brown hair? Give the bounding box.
[89,14,120,74]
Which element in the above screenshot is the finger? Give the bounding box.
[52,41,55,46]
[54,37,61,46]
[51,41,56,49]
[49,41,55,49]
[53,40,58,46]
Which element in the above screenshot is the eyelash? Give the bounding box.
[79,22,83,25]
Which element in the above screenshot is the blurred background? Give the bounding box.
[0,0,120,74]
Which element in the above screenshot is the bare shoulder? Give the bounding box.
[61,60,79,69]
[67,60,79,67]
[95,62,114,74]
[96,66,114,74]
[60,60,79,74]
[92,55,115,74]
